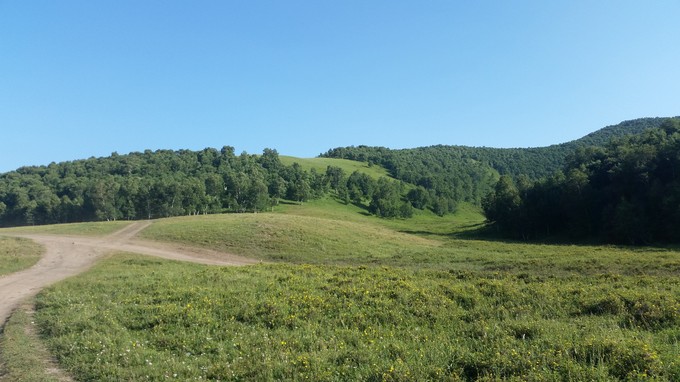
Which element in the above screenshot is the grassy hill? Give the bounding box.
[279,156,390,179]
[137,196,680,275]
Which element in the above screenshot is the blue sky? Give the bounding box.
[1,1,679,172]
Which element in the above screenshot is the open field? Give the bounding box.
[2,198,680,380]
[33,254,680,381]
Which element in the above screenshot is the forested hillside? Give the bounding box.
[483,118,680,244]
[1,117,674,228]
[0,148,421,227]
[322,118,671,202]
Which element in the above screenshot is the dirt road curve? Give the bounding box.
[0,221,259,329]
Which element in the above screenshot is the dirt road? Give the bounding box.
[0,221,259,329]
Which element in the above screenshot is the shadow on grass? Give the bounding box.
[398,222,503,240]
[399,223,679,250]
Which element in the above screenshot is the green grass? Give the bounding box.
[0,220,131,236]
[141,199,680,276]
[0,302,69,382]
[0,236,43,276]
[279,156,391,179]
[7,197,680,380]
[274,198,485,236]
[140,212,442,266]
[34,254,680,381]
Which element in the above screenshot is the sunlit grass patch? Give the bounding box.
[279,156,390,179]
[140,213,442,265]
[0,221,131,236]
[0,236,43,276]
[140,205,680,276]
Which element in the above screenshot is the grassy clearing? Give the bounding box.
[0,221,130,237]
[34,254,680,381]
[0,302,71,382]
[279,156,390,179]
[273,197,485,236]
[140,199,680,276]
[0,236,43,276]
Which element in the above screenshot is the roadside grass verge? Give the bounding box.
[0,236,43,276]
[0,221,131,237]
[0,301,72,382]
[34,254,680,381]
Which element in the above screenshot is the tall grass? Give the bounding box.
[8,198,680,380]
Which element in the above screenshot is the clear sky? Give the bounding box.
[1,1,679,172]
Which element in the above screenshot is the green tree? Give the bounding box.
[325,166,346,191]
[369,178,412,218]
[483,175,521,232]
[406,186,429,210]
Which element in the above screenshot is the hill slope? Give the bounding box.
[324,117,672,178]
[321,117,675,202]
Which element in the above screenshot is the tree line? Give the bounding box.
[0,147,432,227]
[482,118,680,244]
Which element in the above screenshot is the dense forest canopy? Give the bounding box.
[0,147,421,227]
[483,118,680,244]
[322,118,672,202]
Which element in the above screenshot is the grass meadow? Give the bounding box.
[2,197,680,380]
[33,255,680,381]
[278,156,390,180]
